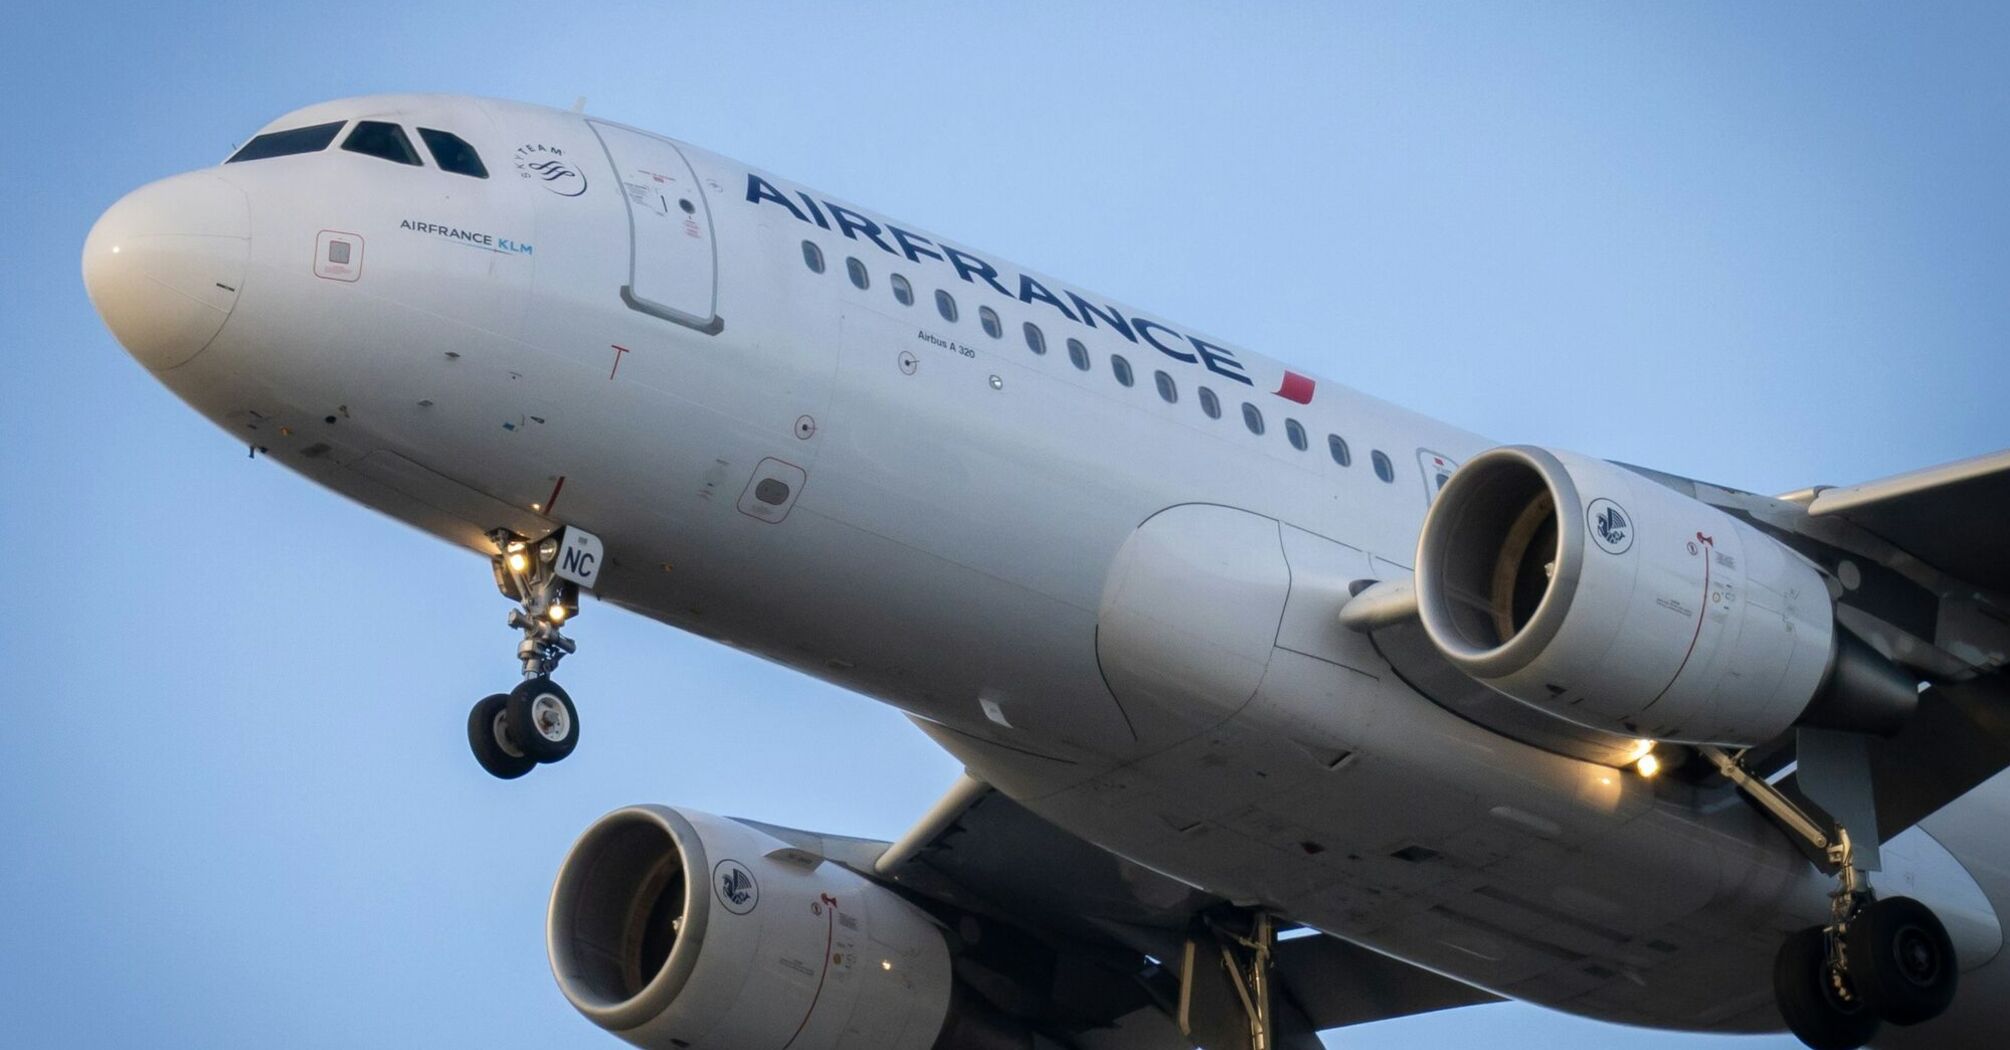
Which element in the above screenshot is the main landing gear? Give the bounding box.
[466,526,604,780]
[1703,748,1959,1049]
[1177,909,1281,1050]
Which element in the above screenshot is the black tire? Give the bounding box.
[467,693,535,780]
[1851,896,1958,1026]
[506,676,579,763]
[1775,925,1881,1050]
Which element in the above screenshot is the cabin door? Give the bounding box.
[589,120,719,332]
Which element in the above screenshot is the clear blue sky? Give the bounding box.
[4,3,2004,1047]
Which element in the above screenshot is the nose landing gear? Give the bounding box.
[466,526,602,779]
[1704,748,1960,1049]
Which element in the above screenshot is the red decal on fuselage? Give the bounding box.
[1274,370,1315,404]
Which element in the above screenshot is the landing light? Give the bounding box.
[548,604,568,623]
[507,552,529,573]
[1630,739,1662,779]
[881,960,892,971]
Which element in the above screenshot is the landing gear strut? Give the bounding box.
[466,526,603,779]
[1703,748,1959,1049]
[1178,909,1278,1050]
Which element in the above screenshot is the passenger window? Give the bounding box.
[1372,450,1396,483]
[979,306,1002,338]
[341,121,422,166]
[1111,354,1135,387]
[1067,338,1091,371]
[228,120,345,163]
[1153,371,1176,403]
[1242,402,1265,435]
[847,256,869,290]
[417,128,487,177]
[936,289,959,322]
[891,273,913,305]
[802,240,825,273]
[1199,386,1221,419]
[1286,418,1308,451]
[1328,434,1352,467]
[1023,322,1047,355]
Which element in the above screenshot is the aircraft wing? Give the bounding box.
[1761,451,2010,845]
[1612,451,2010,850]
[1799,449,2010,596]
[746,776,1499,1050]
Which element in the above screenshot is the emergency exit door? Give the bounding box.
[590,120,720,332]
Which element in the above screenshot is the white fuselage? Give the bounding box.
[81,94,2010,1042]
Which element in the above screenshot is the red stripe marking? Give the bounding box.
[1646,535,1714,710]
[780,898,838,1050]
[542,476,566,515]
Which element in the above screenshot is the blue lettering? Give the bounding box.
[944,247,1012,297]
[887,225,943,264]
[1016,274,1078,321]
[1188,337,1252,385]
[748,169,1252,387]
[797,192,832,230]
[1134,318,1196,363]
[745,174,808,223]
[826,204,896,255]
[1066,292,1138,343]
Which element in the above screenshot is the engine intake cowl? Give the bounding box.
[1414,445,1882,746]
[547,805,954,1050]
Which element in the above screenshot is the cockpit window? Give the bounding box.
[342,121,422,166]
[227,121,345,163]
[418,128,487,178]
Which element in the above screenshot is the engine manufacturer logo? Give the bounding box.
[713,859,759,915]
[1587,499,1632,555]
[513,144,588,197]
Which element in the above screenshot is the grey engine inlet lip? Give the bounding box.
[547,804,712,1033]
[1415,444,1587,680]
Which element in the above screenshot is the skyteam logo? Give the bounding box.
[1587,498,1633,555]
[513,144,587,197]
[713,859,759,915]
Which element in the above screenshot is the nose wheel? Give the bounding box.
[507,677,579,762]
[467,693,534,780]
[467,527,603,779]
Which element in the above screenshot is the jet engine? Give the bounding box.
[1412,445,1916,746]
[547,805,961,1050]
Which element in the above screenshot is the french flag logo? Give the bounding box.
[1273,370,1315,405]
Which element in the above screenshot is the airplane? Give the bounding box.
[80,94,2009,1050]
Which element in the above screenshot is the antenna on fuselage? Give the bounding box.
[570,96,588,114]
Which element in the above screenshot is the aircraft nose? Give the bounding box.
[82,172,250,370]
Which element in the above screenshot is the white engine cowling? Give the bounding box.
[547,805,954,1050]
[1413,445,1845,746]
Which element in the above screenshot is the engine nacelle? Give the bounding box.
[547,805,955,1050]
[1414,445,1910,746]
